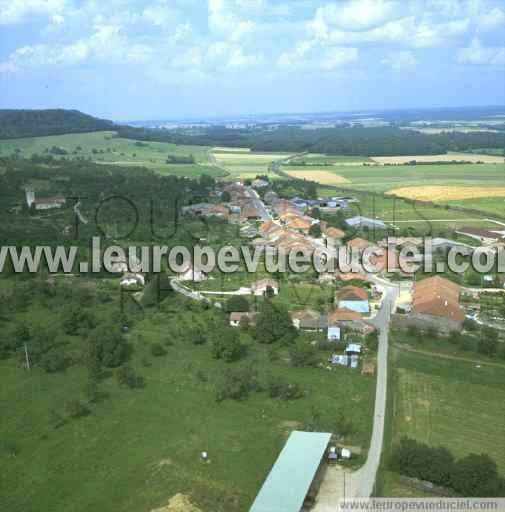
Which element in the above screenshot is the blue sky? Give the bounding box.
[0,0,504,120]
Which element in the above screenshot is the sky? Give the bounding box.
[0,0,504,121]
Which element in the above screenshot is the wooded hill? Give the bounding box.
[0,109,114,139]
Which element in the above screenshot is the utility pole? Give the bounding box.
[24,343,31,370]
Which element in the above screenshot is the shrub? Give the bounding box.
[215,365,259,402]
[289,342,319,367]
[40,350,66,373]
[267,376,304,400]
[65,400,89,419]
[115,365,144,389]
[225,295,249,313]
[211,328,245,362]
[150,343,167,357]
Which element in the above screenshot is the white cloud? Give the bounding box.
[278,42,358,72]
[381,50,416,71]
[0,0,67,25]
[457,36,505,65]
[208,0,256,41]
[207,41,262,69]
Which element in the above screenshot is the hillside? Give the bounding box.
[0,109,114,139]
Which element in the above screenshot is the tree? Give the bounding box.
[62,305,95,335]
[40,350,66,373]
[452,454,499,496]
[225,295,249,313]
[309,223,322,238]
[211,328,245,362]
[221,190,231,202]
[478,327,498,357]
[90,324,126,368]
[255,301,297,344]
[289,342,319,367]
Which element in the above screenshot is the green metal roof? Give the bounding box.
[249,431,332,512]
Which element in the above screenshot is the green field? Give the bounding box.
[0,131,227,178]
[283,161,505,216]
[0,281,375,512]
[390,348,505,474]
[212,150,292,179]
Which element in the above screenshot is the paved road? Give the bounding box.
[351,283,399,498]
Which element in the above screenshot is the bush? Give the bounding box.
[65,400,89,419]
[289,342,319,367]
[211,328,245,362]
[267,376,304,400]
[225,295,249,313]
[40,350,66,373]
[215,365,259,402]
[0,440,19,457]
[150,343,167,357]
[115,365,144,389]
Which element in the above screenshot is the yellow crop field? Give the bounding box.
[284,170,351,185]
[371,153,505,164]
[387,186,505,201]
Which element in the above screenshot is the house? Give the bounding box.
[207,204,230,219]
[397,276,465,333]
[337,286,370,314]
[241,206,261,220]
[323,226,345,240]
[346,237,371,253]
[455,227,503,245]
[291,309,326,331]
[252,178,269,189]
[229,312,257,327]
[120,273,145,288]
[350,354,359,369]
[330,354,349,367]
[25,188,66,210]
[327,326,341,342]
[175,262,207,282]
[251,278,279,296]
[345,343,362,355]
[345,216,386,230]
[264,190,279,204]
[430,238,473,253]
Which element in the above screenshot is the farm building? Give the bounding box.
[345,216,386,230]
[251,278,279,296]
[25,188,66,210]
[291,309,327,331]
[394,276,465,333]
[249,431,332,512]
[327,326,341,341]
[229,312,257,327]
[337,286,370,314]
[455,227,503,245]
[175,263,207,283]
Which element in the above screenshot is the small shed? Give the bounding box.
[327,326,341,342]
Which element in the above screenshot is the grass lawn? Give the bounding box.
[0,131,226,178]
[0,288,375,512]
[389,348,505,474]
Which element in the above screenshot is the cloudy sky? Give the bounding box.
[0,0,504,120]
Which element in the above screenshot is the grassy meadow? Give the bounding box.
[212,149,292,179]
[389,348,505,474]
[0,279,375,512]
[0,131,227,178]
